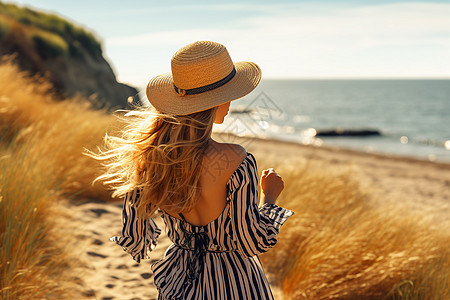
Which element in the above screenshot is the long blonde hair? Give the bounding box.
[93,105,218,218]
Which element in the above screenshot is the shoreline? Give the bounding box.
[212,131,450,222]
[212,131,450,169]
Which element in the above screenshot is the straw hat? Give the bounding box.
[146,41,261,115]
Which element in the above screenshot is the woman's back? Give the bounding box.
[111,148,293,299]
[164,141,247,226]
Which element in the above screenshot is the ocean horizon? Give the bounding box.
[140,79,450,163]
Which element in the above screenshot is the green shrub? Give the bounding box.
[0,2,102,58]
[0,16,10,39]
[75,29,102,57]
[31,30,68,58]
[68,40,83,58]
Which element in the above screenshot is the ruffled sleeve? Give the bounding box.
[229,153,294,257]
[258,203,294,230]
[110,188,161,263]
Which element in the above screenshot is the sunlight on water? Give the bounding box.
[400,136,409,144]
[257,120,269,130]
[293,115,311,123]
[302,128,317,137]
[445,141,450,150]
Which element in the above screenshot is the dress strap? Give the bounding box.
[179,212,186,221]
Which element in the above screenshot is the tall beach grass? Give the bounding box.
[0,131,71,298]
[0,57,116,298]
[259,161,450,299]
[0,56,116,200]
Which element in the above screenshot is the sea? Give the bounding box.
[141,79,450,163]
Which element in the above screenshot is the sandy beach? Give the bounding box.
[63,133,450,299]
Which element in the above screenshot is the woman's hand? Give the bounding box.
[260,168,284,205]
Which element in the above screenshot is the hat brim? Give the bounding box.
[146,61,261,115]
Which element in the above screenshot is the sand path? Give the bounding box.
[59,200,169,300]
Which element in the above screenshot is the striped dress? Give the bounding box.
[111,152,294,300]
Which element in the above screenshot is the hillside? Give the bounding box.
[0,1,137,109]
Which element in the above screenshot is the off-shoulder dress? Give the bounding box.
[111,152,294,300]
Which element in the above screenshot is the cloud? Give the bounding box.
[106,2,450,83]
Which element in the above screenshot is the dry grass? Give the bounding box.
[0,134,74,299]
[0,57,116,298]
[259,160,450,299]
[0,56,117,200]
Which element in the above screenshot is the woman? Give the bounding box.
[97,41,294,299]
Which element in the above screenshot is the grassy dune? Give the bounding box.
[1,127,72,298]
[260,162,450,299]
[0,58,449,298]
[0,56,116,200]
[0,57,115,298]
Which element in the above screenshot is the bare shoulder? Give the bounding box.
[216,142,247,166]
[203,141,248,181]
[223,142,247,158]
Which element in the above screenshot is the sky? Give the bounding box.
[10,0,450,87]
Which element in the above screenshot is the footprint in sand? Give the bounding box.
[87,251,107,259]
[92,238,104,245]
[116,264,128,269]
[140,273,152,279]
[90,208,111,217]
[82,290,96,297]
[75,234,89,239]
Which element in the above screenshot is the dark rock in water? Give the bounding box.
[229,108,253,114]
[0,3,137,109]
[315,129,382,137]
